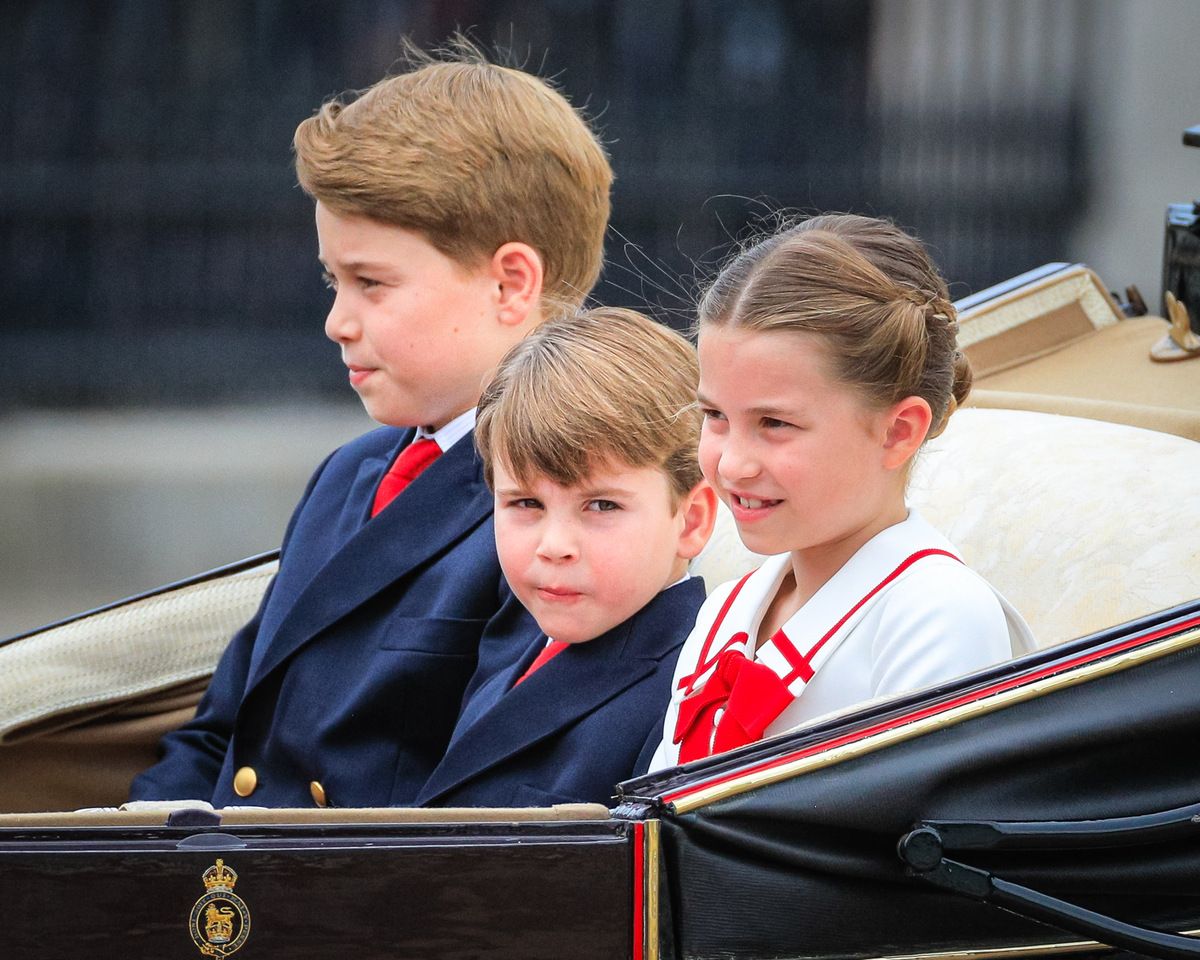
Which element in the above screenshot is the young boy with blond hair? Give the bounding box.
[415,308,716,808]
[129,45,613,808]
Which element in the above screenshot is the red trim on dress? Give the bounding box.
[672,549,962,761]
[678,569,756,692]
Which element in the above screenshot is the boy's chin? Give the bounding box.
[361,401,440,431]
[529,614,607,647]
[533,627,599,646]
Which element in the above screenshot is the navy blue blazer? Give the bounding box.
[415,577,707,808]
[129,426,520,808]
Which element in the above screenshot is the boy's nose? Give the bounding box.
[535,522,580,563]
[324,293,359,343]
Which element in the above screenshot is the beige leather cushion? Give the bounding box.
[969,389,1200,443]
[973,315,1200,423]
[692,409,1200,649]
[0,559,276,812]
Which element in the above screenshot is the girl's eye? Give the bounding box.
[762,416,793,429]
[700,407,726,422]
[585,499,620,513]
[358,276,381,290]
[321,271,338,291]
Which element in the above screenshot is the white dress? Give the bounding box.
[648,510,1035,771]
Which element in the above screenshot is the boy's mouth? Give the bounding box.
[535,586,584,602]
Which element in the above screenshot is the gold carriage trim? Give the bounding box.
[669,625,1200,815]
[644,819,661,960]
[869,926,1200,960]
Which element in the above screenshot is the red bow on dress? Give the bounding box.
[673,642,796,763]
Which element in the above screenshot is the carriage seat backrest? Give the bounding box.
[690,408,1200,649]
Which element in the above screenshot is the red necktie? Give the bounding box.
[514,640,569,686]
[371,438,441,516]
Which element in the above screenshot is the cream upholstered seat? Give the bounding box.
[690,408,1200,650]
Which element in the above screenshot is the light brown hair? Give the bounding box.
[476,307,702,501]
[293,41,612,308]
[698,214,970,438]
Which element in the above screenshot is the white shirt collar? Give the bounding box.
[417,408,476,452]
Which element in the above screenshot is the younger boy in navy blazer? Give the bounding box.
[128,46,613,808]
[417,308,717,808]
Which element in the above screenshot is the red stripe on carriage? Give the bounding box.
[632,821,645,960]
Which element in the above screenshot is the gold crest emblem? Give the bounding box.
[189,859,251,958]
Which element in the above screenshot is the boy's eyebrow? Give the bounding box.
[578,484,638,498]
[317,256,398,273]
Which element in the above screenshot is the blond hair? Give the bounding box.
[698,214,970,438]
[476,307,702,501]
[293,42,612,308]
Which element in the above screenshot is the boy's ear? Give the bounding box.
[881,395,933,470]
[675,480,719,561]
[489,242,544,327]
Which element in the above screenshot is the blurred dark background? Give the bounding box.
[3,0,1198,633]
[1,0,1114,408]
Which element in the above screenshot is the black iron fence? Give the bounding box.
[0,0,1089,407]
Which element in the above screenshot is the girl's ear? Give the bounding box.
[881,396,933,470]
[675,479,719,560]
[490,242,545,327]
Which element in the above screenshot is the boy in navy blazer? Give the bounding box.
[128,45,613,808]
[416,308,717,808]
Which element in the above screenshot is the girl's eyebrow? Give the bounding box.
[748,404,797,418]
[697,391,797,419]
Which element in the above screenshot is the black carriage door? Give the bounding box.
[0,813,635,959]
[622,603,1200,960]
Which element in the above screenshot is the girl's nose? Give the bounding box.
[718,434,761,483]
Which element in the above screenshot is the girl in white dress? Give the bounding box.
[649,214,1035,771]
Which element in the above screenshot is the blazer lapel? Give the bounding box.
[246,433,492,690]
[417,579,704,804]
[442,639,541,752]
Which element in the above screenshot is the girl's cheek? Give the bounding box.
[697,435,721,484]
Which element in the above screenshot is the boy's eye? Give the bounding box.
[585,499,620,513]
[321,271,338,291]
[508,497,542,510]
[358,276,381,290]
[761,416,795,429]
